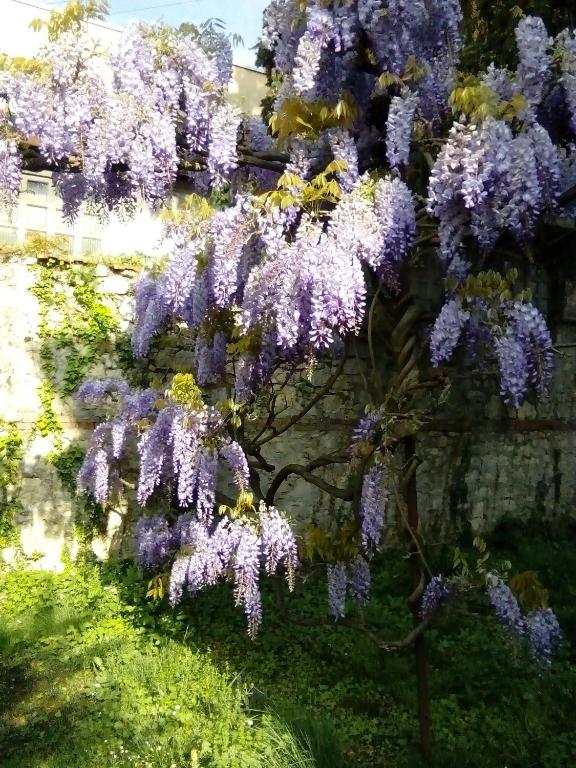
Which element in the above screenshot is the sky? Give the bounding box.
[37,0,270,68]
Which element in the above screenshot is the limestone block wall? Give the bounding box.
[1,255,576,567]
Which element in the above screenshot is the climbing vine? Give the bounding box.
[0,420,24,547]
[0,236,142,544]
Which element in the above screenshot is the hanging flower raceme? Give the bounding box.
[487,575,561,664]
[386,91,419,171]
[429,295,552,408]
[420,575,453,619]
[327,555,372,620]
[2,19,235,212]
[359,460,388,552]
[0,138,22,212]
[135,501,298,637]
[515,16,552,107]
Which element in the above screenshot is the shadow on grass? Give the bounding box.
[0,606,129,767]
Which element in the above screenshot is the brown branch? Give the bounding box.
[255,345,349,447]
[559,183,576,207]
[265,462,353,505]
[283,610,433,651]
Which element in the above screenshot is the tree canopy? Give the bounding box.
[0,1,574,671]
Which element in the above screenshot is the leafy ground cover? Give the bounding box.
[0,524,574,768]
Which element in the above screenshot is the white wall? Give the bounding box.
[0,0,267,259]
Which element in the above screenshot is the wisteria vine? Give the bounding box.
[2,1,575,653]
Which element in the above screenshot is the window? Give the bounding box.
[82,237,102,255]
[0,226,17,244]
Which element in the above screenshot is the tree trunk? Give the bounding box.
[405,435,432,761]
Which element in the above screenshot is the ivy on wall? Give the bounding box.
[0,421,24,547]
[0,235,144,546]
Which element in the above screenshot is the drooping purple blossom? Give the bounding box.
[430,298,470,366]
[76,378,130,403]
[0,139,22,213]
[208,103,242,187]
[487,576,527,636]
[137,407,177,505]
[233,523,263,637]
[219,441,250,490]
[131,275,170,358]
[347,555,371,604]
[515,16,552,106]
[525,608,562,664]
[372,176,416,290]
[258,502,299,588]
[420,575,453,619]
[360,461,387,552]
[351,406,385,449]
[134,515,173,571]
[77,423,111,504]
[292,5,340,99]
[327,562,348,620]
[327,128,359,192]
[386,92,419,170]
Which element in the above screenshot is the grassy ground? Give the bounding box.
[1,524,575,768]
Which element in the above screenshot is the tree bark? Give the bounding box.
[405,435,432,762]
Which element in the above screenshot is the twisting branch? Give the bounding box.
[282,608,434,651]
[19,141,290,178]
[559,183,576,208]
[265,461,353,505]
[254,344,349,448]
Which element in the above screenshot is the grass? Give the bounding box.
[0,524,575,768]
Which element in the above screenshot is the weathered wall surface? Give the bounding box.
[1,256,576,567]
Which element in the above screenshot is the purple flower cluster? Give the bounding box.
[327,555,371,620]
[487,577,527,636]
[487,576,562,663]
[525,608,562,664]
[0,138,22,213]
[219,441,250,490]
[515,16,552,106]
[292,5,339,99]
[328,128,359,192]
[419,575,453,619]
[76,378,130,403]
[372,177,417,290]
[360,461,388,552]
[145,502,298,636]
[497,302,553,407]
[428,116,561,260]
[430,299,470,366]
[134,515,173,571]
[77,384,157,503]
[429,295,552,407]
[208,103,242,187]
[2,20,235,214]
[557,29,576,137]
[327,562,348,620]
[386,92,419,171]
[350,406,385,449]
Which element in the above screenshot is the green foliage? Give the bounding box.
[0,561,317,768]
[35,381,63,438]
[0,421,24,547]
[30,0,109,42]
[448,76,527,121]
[1,528,573,768]
[0,422,23,490]
[460,0,575,72]
[168,372,204,411]
[29,252,121,441]
[260,161,345,213]
[270,93,356,142]
[48,443,107,535]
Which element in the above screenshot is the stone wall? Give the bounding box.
[2,255,576,567]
